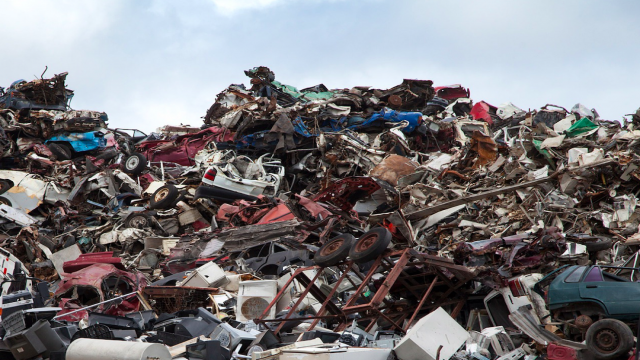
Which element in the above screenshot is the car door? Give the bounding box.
[579,266,640,316]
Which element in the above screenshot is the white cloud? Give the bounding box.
[210,0,285,14]
[1,1,123,51]
[210,0,350,15]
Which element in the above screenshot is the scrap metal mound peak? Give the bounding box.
[1,67,640,360]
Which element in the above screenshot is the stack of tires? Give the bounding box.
[314,227,392,267]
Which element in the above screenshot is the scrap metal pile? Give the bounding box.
[1,68,640,360]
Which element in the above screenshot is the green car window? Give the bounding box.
[565,266,588,283]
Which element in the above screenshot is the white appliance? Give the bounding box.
[394,307,469,360]
[236,280,278,322]
[180,261,228,288]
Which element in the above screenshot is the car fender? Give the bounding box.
[549,300,609,316]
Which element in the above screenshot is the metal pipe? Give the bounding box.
[52,291,138,319]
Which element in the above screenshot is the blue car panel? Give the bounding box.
[349,108,423,133]
[46,131,107,152]
[293,109,423,137]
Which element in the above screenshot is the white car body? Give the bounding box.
[0,170,70,213]
[484,273,550,329]
[200,150,284,197]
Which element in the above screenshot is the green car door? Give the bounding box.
[578,266,640,317]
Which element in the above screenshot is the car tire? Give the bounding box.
[0,180,12,195]
[38,235,56,252]
[95,148,119,161]
[149,184,179,209]
[48,143,72,160]
[586,319,634,360]
[0,196,12,207]
[123,152,147,175]
[314,234,355,267]
[584,237,613,252]
[124,213,152,229]
[173,194,187,206]
[349,227,391,264]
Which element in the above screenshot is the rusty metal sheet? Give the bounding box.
[369,154,419,187]
[470,130,498,167]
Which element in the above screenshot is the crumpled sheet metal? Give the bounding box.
[313,176,381,212]
[0,170,71,213]
[55,263,147,297]
[469,130,497,167]
[369,154,419,187]
[54,263,148,320]
[136,126,234,166]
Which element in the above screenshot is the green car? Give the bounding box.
[544,264,640,320]
[537,264,640,359]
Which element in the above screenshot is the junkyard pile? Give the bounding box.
[2,68,640,360]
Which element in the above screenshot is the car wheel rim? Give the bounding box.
[320,239,344,256]
[356,233,378,252]
[0,199,9,206]
[594,329,619,353]
[127,156,139,169]
[155,188,169,202]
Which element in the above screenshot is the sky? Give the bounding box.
[2,0,639,133]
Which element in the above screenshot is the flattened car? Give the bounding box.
[136,126,234,167]
[0,170,70,213]
[195,151,284,202]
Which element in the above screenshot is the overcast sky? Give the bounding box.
[2,0,639,132]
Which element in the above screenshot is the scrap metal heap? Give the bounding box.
[1,68,640,360]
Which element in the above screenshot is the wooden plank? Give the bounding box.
[136,291,153,311]
[169,336,206,357]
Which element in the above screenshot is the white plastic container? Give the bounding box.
[66,339,171,360]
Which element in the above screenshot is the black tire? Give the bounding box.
[124,213,152,229]
[149,184,179,209]
[123,152,147,175]
[0,196,12,207]
[314,234,355,267]
[349,227,392,264]
[173,193,187,206]
[48,143,72,160]
[95,148,119,161]
[38,235,56,252]
[63,235,76,248]
[584,237,613,252]
[0,180,12,195]
[586,319,634,360]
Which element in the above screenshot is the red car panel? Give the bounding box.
[470,101,498,125]
[434,85,470,100]
[63,251,124,273]
[136,126,234,166]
